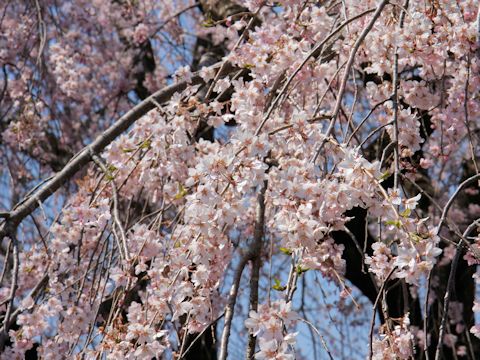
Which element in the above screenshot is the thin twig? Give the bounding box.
[151,2,199,37]
[436,173,480,236]
[0,239,11,285]
[462,56,479,175]
[218,254,250,360]
[181,313,225,358]
[476,3,480,59]
[369,266,396,360]
[424,268,432,360]
[359,121,394,148]
[255,7,378,136]
[1,235,19,344]
[91,152,130,262]
[391,0,409,190]
[299,318,335,360]
[205,7,262,100]
[434,219,480,360]
[346,97,391,145]
[178,312,192,358]
[311,0,390,163]
[246,180,268,359]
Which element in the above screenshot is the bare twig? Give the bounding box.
[368,266,396,360]
[359,121,394,148]
[346,97,391,145]
[1,235,19,345]
[434,219,480,360]
[246,180,267,359]
[34,0,47,69]
[151,2,199,37]
[299,318,335,360]
[436,173,480,236]
[391,0,409,190]
[178,311,192,358]
[311,0,390,163]
[181,313,225,358]
[476,3,480,59]
[0,239,11,285]
[218,254,250,360]
[91,153,130,262]
[205,7,262,100]
[424,268,432,360]
[462,56,479,175]
[255,7,378,136]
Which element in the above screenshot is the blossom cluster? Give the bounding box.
[372,315,414,359]
[1,0,480,358]
[244,300,298,359]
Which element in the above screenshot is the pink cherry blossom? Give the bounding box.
[2,1,480,358]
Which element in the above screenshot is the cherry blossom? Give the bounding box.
[1,0,480,359]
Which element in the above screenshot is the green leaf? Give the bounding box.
[400,208,411,217]
[174,183,188,200]
[140,139,151,149]
[385,219,402,228]
[409,233,423,243]
[296,265,309,274]
[202,18,215,27]
[272,278,286,291]
[379,171,390,181]
[279,247,292,255]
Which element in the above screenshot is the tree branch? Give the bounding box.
[311,0,390,163]
[434,219,480,360]
[0,61,235,242]
[246,180,267,359]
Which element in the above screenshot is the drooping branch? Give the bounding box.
[246,180,268,359]
[198,0,248,21]
[218,254,249,360]
[91,152,130,262]
[219,180,268,360]
[0,61,235,242]
[311,0,390,163]
[254,6,378,137]
[1,235,18,339]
